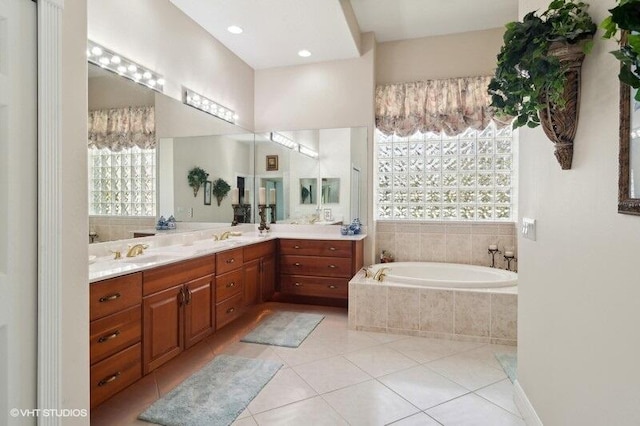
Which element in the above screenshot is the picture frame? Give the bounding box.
[266,155,279,171]
[204,180,212,205]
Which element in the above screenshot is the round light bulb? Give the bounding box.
[117,65,127,73]
[111,55,121,64]
[227,25,243,34]
[148,79,156,87]
[143,71,152,80]
[133,73,142,80]
[86,49,91,57]
[298,49,312,58]
[99,57,110,65]
[157,78,165,85]
[91,46,103,56]
[127,65,137,73]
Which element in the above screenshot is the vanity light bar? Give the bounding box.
[183,87,238,124]
[299,145,319,159]
[270,132,298,150]
[87,40,165,93]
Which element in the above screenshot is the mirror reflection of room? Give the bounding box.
[630,87,640,198]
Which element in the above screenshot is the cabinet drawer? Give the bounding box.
[279,239,352,257]
[244,240,276,261]
[216,248,244,275]
[90,343,142,408]
[90,273,142,321]
[280,255,352,278]
[143,255,215,296]
[281,275,349,299]
[215,293,243,330]
[90,306,141,365]
[215,269,243,302]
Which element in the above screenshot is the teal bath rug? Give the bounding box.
[139,354,282,426]
[495,352,517,383]
[241,311,324,348]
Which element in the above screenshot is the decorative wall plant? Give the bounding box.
[488,0,597,169]
[187,167,209,197]
[211,178,231,206]
[602,0,640,99]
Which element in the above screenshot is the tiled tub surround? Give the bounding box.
[89,216,155,243]
[376,221,517,269]
[348,268,517,345]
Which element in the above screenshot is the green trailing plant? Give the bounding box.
[211,178,231,206]
[601,0,640,101]
[488,0,597,128]
[187,167,209,197]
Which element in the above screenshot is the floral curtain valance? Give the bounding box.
[375,76,512,137]
[88,106,156,151]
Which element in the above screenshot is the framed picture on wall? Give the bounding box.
[204,180,212,205]
[266,155,279,171]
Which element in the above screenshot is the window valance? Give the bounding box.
[375,76,512,137]
[88,106,155,151]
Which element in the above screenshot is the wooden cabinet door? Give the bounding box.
[143,284,184,374]
[261,255,276,302]
[243,259,260,307]
[184,274,214,349]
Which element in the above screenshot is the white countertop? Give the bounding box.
[89,227,366,284]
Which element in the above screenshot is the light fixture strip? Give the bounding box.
[269,132,298,150]
[87,40,165,93]
[299,145,319,158]
[183,87,238,124]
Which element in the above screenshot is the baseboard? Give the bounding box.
[514,380,543,426]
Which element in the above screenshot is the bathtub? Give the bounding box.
[371,262,517,289]
[348,262,518,345]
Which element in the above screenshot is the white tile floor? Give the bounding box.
[227,306,522,426]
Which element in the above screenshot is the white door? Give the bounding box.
[0,0,38,423]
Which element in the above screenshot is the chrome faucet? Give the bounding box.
[373,267,389,282]
[126,243,148,258]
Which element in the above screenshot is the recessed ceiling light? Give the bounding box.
[298,49,312,58]
[227,25,243,34]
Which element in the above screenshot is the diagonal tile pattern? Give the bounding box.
[91,302,522,426]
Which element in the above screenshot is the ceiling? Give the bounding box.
[170,0,517,70]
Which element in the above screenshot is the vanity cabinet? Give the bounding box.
[243,240,276,306]
[278,239,363,302]
[89,272,142,408]
[142,255,215,374]
[215,248,244,330]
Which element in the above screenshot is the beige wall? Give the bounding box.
[88,0,255,131]
[517,0,640,424]
[376,28,504,84]
[62,0,90,421]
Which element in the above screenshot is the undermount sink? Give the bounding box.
[121,254,181,264]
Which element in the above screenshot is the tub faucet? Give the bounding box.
[126,243,148,258]
[218,231,242,240]
[362,267,374,278]
[373,267,389,282]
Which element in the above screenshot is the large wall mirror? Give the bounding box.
[619,79,640,215]
[88,63,255,242]
[254,127,367,225]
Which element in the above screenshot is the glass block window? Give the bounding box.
[375,123,515,221]
[88,146,156,216]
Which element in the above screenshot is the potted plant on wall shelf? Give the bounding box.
[488,0,597,169]
[211,178,231,206]
[602,0,640,99]
[187,167,209,197]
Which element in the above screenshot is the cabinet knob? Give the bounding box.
[329,247,336,251]
[97,330,121,343]
[227,307,235,314]
[227,282,235,288]
[185,288,192,304]
[294,282,302,287]
[294,262,301,266]
[98,372,121,387]
[226,258,235,264]
[99,293,121,303]
[328,264,337,269]
[328,285,337,289]
[293,245,301,249]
